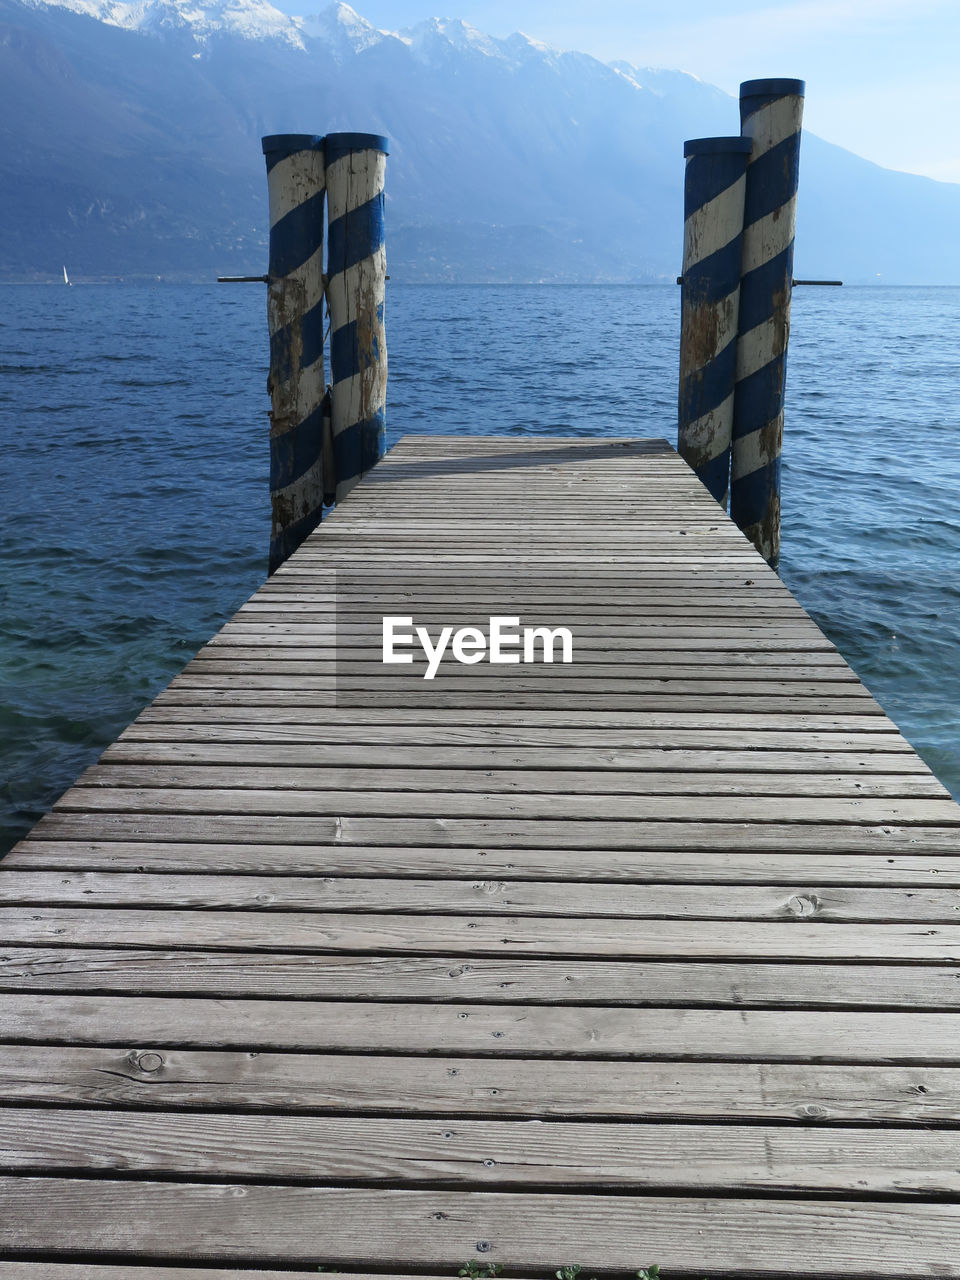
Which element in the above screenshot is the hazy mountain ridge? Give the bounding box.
[19,0,308,46]
[3,0,959,282]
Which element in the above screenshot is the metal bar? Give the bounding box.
[216,275,270,283]
[793,279,842,286]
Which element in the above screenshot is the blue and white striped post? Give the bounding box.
[324,132,389,504]
[731,78,805,568]
[262,133,327,574]
[677,136,753,507]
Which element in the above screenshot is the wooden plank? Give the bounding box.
[189,662,858,685]
[3,872,960,922]
[0,1269,341,1280]
[24,811,960,852]
[53,786,958,825]
[252,597,806,612]
[100,742,931,774]
[319,529,759,536]
[275,554,773,564]
[202,643,911,666]
[155,694,896,720]
[240,601,809,616]
[322,591,786,602]
[216,627,834,650]
[164,675,876,700]
[239,614,814,629]
[1,1180,958,1275]
[6,908,960,960]
[208,650,849,670]
[154,690,886,714]
[265,548,769,557]
[132,706,904,730]
[198,649,849,668]
[229,581,803,592]
[7,1108,960,1195]
[208,631,842,651]
[277,582,790,594]
[9,840,959,884]
[117,720,914,749]
[71,763,949,799]
[285,546,757,554]
[0,1045,952,1123]
[3,949,960,1008]
[220,629,834,650]
[261,560,788,572]
[3,995,960,1060]
[265,606,802,621]
[259,554,763,565]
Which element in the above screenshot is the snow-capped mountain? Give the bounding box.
[297,2,378,52]
[11,0,605,61]
[3,0,960,282]
[19,0,307,45]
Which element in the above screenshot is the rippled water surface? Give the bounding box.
[2,282,959,852]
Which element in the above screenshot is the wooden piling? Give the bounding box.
[324,132,389,503]
[731,78,805,569]
[677,136,752,507]
[261,133,327,573]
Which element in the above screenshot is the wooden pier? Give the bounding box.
[3,435,960,1278]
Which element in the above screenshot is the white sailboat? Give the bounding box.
[62,265,71,286]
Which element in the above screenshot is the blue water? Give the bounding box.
[1,283,959,852]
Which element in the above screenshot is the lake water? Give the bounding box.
[1,282,959,853]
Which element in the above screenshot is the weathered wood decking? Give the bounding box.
[3,435,960,1278]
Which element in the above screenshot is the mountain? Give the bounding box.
[2,0,959,283]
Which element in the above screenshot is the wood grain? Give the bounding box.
[27,811,960,852]
[1,872,959,920]
[9,840,959,883]
[3,994,960,1060]
[6,908,960,960]
[3,949,960,1006]
[4,434,960,1275]
[1,1180,959,1275]
[6,1108,960,1194]
[0,1045,953,1123]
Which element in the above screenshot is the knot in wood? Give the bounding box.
[786,893,819,918]
[473,880,506,896]
[797,1103,827,1119]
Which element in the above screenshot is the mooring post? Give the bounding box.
[730,78,805,569]
[323,132,389,504]
[261,133,327,574]
[677,137,753,508]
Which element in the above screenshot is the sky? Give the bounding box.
[286,0,960,184]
